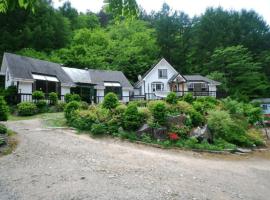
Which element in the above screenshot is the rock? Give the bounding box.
[235,148,252,153]
[167,114,186,127]
[190,125,213,143]
[153,127,168,141]
[136,124,153,137]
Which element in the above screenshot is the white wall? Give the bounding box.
[142,60,177,93]
[122,89,130,103]
[61,86,71,96]
[5,68,13,88]
[208,84,217,97]
[18,82,32,93]
[96,89,104,103]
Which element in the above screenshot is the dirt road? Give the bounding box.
[0,119,270,200]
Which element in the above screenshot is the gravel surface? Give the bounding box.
[1,119,270,200]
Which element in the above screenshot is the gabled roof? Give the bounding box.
[2,53,73,85]
[135,58,178,87]
[168,73,187,83]
[88,69,133,89]
[62,67,92,84]
[183,75,221,85]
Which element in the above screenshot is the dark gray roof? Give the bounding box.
[62,67,92,84]
[88,69,133,88]
[3,53,73,85]
[183,75,221,85]
[168,73,187,83]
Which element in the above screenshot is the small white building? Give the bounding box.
[0,53,133,103]
[134,58,221,99]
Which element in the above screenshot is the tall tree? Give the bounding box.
[104,0,139,21]
[207,45,269,99]
[0,0,38,13]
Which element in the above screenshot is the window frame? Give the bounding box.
[158,69,168,79]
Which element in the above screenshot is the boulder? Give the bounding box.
[167,114,186,127]
[136,124,153,137]
[153,127,168,141]
[190,125,213,143]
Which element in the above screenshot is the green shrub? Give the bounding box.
[0,124,7,134]
[138,107,152,121]
[182,93,193,103]
[80,101,89,110]
[103,92,119,110]
[207,110,255,147]
[17,102,37,116]
[0,96,9,121]
[35,100,48,113]
[4,86,18,105]
[115,104,127,115]
[64,93,73,103]
[64,101,81,121]
[123,104,143,131]
[91,123,108,135]
[49,92,58,105]
[189,110,205,127]
[96,107,110,122]
[72,94,81,102]
[149,101,167,125]
[72,110,98,130]
[246,129,264,146]
[55,102,66,112]
[131,100,148,107]
[32,91,45,101]
[175,101,193,114]
[244,104,263,124]
[166,92,178,104]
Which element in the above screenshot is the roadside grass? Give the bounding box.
[41,113,67,128]
[0,129,18,156]
[8,113,45,121]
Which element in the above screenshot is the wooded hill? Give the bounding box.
[1,0,270,100]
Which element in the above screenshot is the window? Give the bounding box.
[33,73,59,94]
[262,104,268,110]
[188,83,194,91]
[151,82,164,92]
[158,69,167,79]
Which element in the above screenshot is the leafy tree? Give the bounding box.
[0,0,37,13]
[207,45,269,99]
[104,0,139,21]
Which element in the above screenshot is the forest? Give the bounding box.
[0,0,270,100]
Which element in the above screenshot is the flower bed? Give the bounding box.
[64,92,266,152]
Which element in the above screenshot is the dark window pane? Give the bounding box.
[48,82,57,93]
[36,80,46,93]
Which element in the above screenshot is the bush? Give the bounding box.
[131,100,148,107]
[182,93,193,103]
[138,107,152,121]
[72,94,81,102]
[0,124,7,134]
[55,102,66,112]
[70,110,98,130]
[4,86,18,105]
[166,92,178,104]
[103,92,119,110]
[35,100,48,113]
[95,107,110,122]
[115,104,127,115]
[189,110,205,127]
[49,92,58,105]
[91,123,108,135]
[0,96,9,121]
[149,101,167,125]
[207,110,255,147]
[246,129,264,146]
[64,101,81,121]
[123,104,143,131]
[64,93,73,103]
[175,101,193,114]
[32,91,45,101]
[80,101,89,110]
[17,102,37,116]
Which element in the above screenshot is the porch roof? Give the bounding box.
[183,75,221,85]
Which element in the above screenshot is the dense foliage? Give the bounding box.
[63,92,265,151]
[1,0,270,98]
[17,102,37,116]
[0,96,9,121]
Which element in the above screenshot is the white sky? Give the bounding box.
[52,0,270,25]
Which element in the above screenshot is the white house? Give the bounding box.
[134,58,221,99]
[0,53,133,103]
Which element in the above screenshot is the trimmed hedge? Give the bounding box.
[103,92,119,110]
[17,102,37,116]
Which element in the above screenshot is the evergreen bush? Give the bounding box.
[103,92,119,110]
[0,96,9,121]
[17,102,37,116]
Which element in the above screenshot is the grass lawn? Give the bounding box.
[9,112,67,128]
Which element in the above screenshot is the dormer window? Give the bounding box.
[158,69,167,79]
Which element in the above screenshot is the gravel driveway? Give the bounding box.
[1,119,270,200]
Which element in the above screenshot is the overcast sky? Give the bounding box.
[52,0,270,25]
